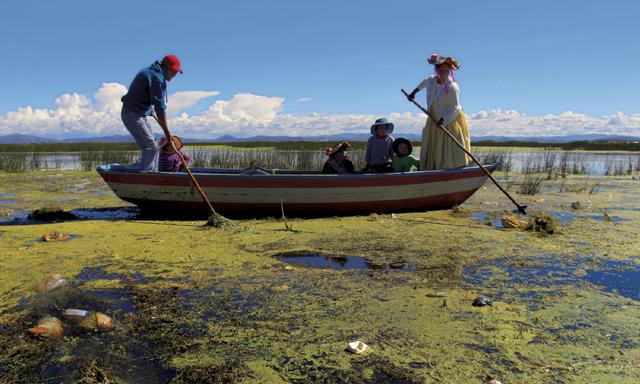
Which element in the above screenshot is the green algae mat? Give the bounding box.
[1,171,639,383]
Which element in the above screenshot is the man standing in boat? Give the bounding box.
[120,55,183,172]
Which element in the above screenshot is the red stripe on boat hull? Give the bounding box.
[121,189,478,218]
[99,167,492,188]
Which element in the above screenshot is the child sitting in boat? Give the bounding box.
[322,141,355,174]
[392,138,420,172]
[364,117,394,173]
[158,136,191,172]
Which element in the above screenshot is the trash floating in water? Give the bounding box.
[347,341,369,354]
[475,210,573,231]
[501,215,530,230]
[589,213,628,223]
[78,312,114,330]
[28,207,77,221]
[63,308,90,322]
[41,231,71,242]
[274,252,414,271]
[472,296,492,307]
[28,316,63,339]
[36,273,67,292]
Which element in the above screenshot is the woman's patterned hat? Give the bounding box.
[428,53,460,70]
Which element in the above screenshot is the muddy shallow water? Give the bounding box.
[0,170,639,383]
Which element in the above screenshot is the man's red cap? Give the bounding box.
[161,54,183,74]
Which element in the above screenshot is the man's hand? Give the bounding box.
[438,118,445,126]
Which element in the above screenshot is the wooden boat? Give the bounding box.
[97,163,498,217]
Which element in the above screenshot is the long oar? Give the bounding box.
[401,89,527,215]
[150,113,217,216]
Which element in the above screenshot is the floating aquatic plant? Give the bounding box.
[203,212,234,228]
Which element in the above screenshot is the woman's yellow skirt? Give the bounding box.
[419,109,471,170]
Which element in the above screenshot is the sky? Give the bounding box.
[1,0,639,139]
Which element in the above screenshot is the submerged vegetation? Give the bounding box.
[0,168,639,382]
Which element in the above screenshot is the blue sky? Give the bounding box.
[1,0,639,138]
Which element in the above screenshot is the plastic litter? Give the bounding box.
[36,273,67,292]
[501,215,530,230]
[63,308,90,322]
[78,312,114,330]
[28,316,63,339]
[472,296,493,307]
[41,231,70,242]
[347,341,369,354]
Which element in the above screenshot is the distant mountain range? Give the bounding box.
[0,133,638,144]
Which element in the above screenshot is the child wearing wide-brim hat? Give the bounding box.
[391,138,420,172]
[158,136,192,172]
[322,141,355,174]
[364,117,395,173]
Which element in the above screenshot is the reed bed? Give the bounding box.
[0,142,138,153]
[78,151,138,171]
[186,146,367,171]
[0,141,638,177]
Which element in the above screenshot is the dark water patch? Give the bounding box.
[563,322,591,331]
[274,251,415,271]
[464,257,640,302]
[588,214,629,223]
[472,211,504,228]
[547,211,577,222]
[0,206,140,225]
[70,206,140,220]
[28,207,77,221]
[40,332,175,384]
[75,266,146,284]
[585,259,640,299]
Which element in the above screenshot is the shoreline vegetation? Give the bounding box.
[1,142,638,177]
[0,139,639,153]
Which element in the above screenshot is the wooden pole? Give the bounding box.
[150,113,217,216]
[402,89,527,215]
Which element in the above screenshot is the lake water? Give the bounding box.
[1,147,639,175]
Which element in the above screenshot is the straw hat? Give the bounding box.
[325,141,351,156]
[427,53,460,70]
[159,136,184,150]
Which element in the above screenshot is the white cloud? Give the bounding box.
[1,83,639,139]
[166,90,220,116]
[297,97,314,103]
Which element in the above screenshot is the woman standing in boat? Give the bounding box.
[406,54,471,170]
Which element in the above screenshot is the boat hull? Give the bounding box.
[97,164,497,218]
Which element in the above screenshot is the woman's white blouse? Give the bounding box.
[416,75,462,126]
